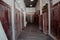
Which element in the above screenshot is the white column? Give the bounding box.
[24,12,26,27]
[47,0,51,34]
[40,0,43,15]
[20,11,22,31]
[40,0,44,31]
[11,0,15,40]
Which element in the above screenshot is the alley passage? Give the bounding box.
[18,24,53,40]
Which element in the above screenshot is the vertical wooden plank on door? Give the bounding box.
[42,4,48,34]
[39,15,43,31]
[4,10,9,38]
[22,12,24,31]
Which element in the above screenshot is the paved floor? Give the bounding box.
[17,24,54,40]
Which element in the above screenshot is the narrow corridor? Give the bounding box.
[0,0,60,40]
[17,24,53,40]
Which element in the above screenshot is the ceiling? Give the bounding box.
[24,0,38,7]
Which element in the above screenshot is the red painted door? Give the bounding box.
[42,4,48,34]
[39,15,43,31]
[0,1,11,40]
[22,13,24,31]
[43,12,48,34]
[51,2,60,39]
[1,10,9,39]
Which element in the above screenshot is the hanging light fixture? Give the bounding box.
[30,5,32,7]
[30,0,34,1]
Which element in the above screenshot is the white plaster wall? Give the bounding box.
[26,12,35,23]
[40,0,42,15]
[16,0,26,27]
[26,8,36,13]
[40,0,48,15]
[40,0,47,15]
[16,0,26,11]
[2,0,12,7]
[42,0,48,6]
[3,0,27,27]
[2,0,26,11]
[26,8,35,23]
[35,0,40,11]
[36,0,48,15]
[52,0,60,5]
[42,0,60,6]
[0,21,8,40]
[15,1,26,27]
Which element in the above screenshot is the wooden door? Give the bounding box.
[39,15,43,31]
[34,11,40,25]
[1,10,9,39]
[51,2,60,39]
[4,10,9,34]
[0,1,12,40]
[42,4,48,34]
[22,13,24,30]
[43,12,48,34]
